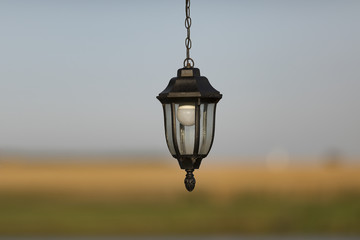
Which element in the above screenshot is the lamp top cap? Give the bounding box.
[177,68,200,78]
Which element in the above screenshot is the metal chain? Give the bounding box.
[184,0,194,68]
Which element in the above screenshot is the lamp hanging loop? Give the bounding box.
[184,0,194,68]
[183,58,194,68]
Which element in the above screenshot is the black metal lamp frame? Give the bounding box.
[157,67,222,191]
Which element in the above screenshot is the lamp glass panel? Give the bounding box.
[199,103,215,154]
[175,103,195,155]
[164,104,176,155]
[198,104,204,154]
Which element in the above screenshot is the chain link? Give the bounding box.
[184,0,194,68]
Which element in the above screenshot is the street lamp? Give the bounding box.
[157,0,222,192]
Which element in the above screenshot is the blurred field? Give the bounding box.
[0,155,360,235]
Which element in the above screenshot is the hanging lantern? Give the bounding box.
[157,0,222,192]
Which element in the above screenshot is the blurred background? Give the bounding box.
[0,0,359,238]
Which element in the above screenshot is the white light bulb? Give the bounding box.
[177,105,195,126]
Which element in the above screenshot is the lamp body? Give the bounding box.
[157,68,222,171]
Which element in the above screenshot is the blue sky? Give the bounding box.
[0,0,359,157]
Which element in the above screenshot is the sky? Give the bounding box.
[0,0,359,157]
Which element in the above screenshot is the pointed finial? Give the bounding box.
[184,169,196,192]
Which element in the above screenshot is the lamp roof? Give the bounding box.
[157,68,222,104]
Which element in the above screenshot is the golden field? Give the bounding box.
[1,156,360,199]
[0,155,359,235]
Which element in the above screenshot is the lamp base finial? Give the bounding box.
[184,169,196,192]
